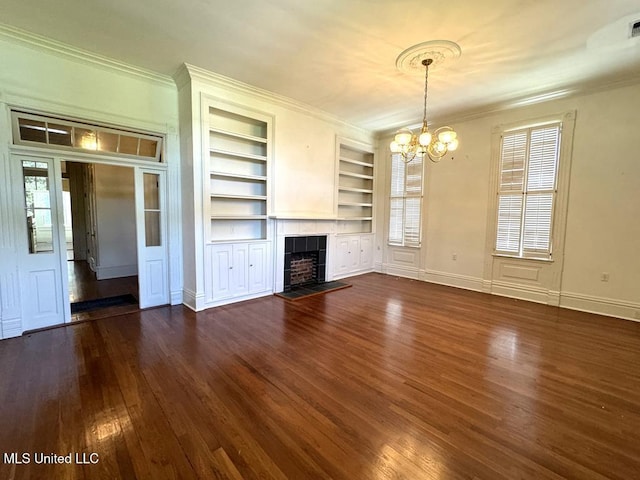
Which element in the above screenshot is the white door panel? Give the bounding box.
[15,155,68,331]
[136,169,169,308]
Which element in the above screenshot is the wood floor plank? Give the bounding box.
[2,273,640,479]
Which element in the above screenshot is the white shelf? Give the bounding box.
[210,194,267,200]
[210,171,267,181]
[339,157,374,168]
[211,215,268,220]
[209,127,267,144]
[338,202,373,207]
[339,186,373,194]
[206,101,271,242]
[339,171,374,180]
[210,148,267,162]
[336,139,375,234]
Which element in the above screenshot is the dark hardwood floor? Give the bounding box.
[68,260,139,322]
[1,273,639,479]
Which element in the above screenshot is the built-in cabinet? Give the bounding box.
[336,138,375,234]
[334,233,374,278]
[209,242,270,302]
[202,96,274,305]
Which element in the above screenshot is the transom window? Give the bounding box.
[495,123,561,259]
[11,111,163,162]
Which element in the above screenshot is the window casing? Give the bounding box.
[388,152,423,247]
[495,123,561,259]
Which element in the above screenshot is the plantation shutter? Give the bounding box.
[523,126,559,255]
[388,152,423,246]
[495,123,561,258]
[404,155,423,246]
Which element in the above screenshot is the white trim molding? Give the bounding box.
[0,23,174,87]
[421,269,483,292]
[560,292,640,323]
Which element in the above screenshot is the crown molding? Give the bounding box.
[0,22,175,88]
[377,72,640,137]
[178,63,373,138]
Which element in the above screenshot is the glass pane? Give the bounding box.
[119,135,139,155]
[19,118,47,143]
[97,131,119,153]
[144,211,161,247]
[143,173,159,210]
[138,138,158,158]
[47,123,73,146]
[22,161,54,254]
[75,128,97,150]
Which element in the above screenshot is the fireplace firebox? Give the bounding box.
[283,236,327,291]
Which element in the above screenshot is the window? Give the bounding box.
[11,111,163,162]
[388,152,423,247]
[495,123,561,259]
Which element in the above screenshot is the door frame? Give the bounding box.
[11,148,170,331]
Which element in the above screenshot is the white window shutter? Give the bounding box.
[495,123,561,258]
[496,194,523,253]
[388,152,423,247]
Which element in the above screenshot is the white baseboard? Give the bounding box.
[560,292,640,322]
[204,290,273,309]
[332,267,375,281]
[2,318,22,339]
[182,288,204,312]
[382,263,420,280]
[96,264,137,280]
[421,269,483,292]
[170,290,183,306]
[489,280,552,304]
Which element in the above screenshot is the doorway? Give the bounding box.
[63,161,140,321]
[15,153,169,333]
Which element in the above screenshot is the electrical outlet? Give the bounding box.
[452,253,457,261]
[600,272,610,282]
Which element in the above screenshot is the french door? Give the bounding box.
[14,155,70,330]
[135,168,169,308]
[14,155,170,332]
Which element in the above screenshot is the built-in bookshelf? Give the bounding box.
[205,100,272,242]
[336,138,375,233]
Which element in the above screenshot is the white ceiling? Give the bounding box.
[2,0,640,132]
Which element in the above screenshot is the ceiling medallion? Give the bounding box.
[395,40,461,75]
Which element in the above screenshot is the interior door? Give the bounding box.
[135,168,169,308]
[15,155,69,331]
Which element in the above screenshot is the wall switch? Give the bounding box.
[452,253,457,261]
[600,272,610,282]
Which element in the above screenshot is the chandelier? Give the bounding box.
[390,58,459,163]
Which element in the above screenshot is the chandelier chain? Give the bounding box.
[422,61,429,126]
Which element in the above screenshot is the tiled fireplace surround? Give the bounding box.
[274,219,338,293]
[283,235,327,291]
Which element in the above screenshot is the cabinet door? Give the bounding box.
[360,235,373,270]
[232,243,249,296]
[248,243,269,294]
[335,237,352,275]
[211,244,233,300]
[348,236,361,270]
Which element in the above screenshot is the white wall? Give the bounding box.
[377,82,640,320]
[0,29,183,338]
[93,164,137,279]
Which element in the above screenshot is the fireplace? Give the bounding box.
[283,235,327,291]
